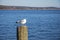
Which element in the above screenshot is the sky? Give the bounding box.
[0,0,60,7]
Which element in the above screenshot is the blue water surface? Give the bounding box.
[0,10,60,40]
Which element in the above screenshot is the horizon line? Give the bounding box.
[0,4,60,8]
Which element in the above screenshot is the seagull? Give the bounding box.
[16,19,26,25]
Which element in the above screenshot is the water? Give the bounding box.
[0,10,60,40]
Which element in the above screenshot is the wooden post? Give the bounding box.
[17,26,28,40]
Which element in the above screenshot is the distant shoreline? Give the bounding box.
[0,5,60,10]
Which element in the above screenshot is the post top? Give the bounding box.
[20,26,27,27]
